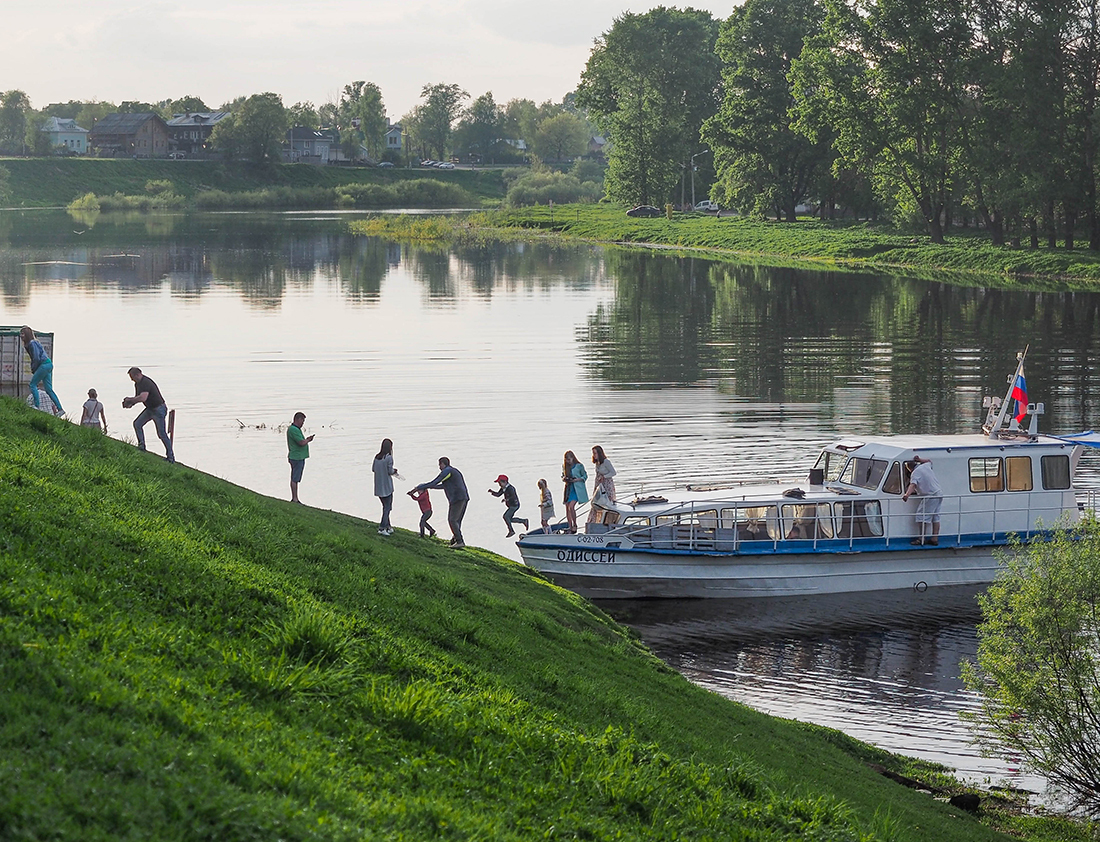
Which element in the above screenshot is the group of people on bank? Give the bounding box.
[286,413,619,548]
[19,326,176,463]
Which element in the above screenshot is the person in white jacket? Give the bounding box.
[902,454,943,546]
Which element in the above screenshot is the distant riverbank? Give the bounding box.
[355,204,1100,286]
[0,157,506,209]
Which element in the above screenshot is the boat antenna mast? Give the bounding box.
[984,346,1030,437]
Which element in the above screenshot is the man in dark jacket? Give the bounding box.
[415,457,470,548]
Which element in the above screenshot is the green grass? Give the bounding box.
[464,204,1100,285]
[0,158,506,209]
[0,397,1086,840]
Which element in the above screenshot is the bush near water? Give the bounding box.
[3,397,1082,841]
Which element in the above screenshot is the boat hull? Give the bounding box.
[517,539,1004,599]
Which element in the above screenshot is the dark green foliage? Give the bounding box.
[0,398,1023,840]
[964,521,1100,814]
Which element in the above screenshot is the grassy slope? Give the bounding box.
[484,205,1100,285]
[0,398,1049,842]
[0,158,506,208]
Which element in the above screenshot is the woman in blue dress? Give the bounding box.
[561,450,588,533]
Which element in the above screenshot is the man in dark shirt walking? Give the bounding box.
[122,367,174,463]
[415,457,469,548]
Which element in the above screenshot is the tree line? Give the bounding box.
[0,82,595,169]
[578,0,1100,246]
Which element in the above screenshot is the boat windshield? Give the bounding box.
[813,451,848,483]
[838,457,888,490]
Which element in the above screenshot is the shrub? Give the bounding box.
[67,191,101,212]
[506,171,602,207]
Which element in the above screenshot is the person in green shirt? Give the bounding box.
[287,412,314,504]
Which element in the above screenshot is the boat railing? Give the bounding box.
[579,490,1086,553]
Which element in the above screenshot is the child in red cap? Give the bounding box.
[488,474,528,537]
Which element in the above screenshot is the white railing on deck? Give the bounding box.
[578,490,1090,553]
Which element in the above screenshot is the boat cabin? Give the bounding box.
[582,434,1081,554]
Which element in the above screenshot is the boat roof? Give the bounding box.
[821,433,1075,459]
[609,432,1081,516]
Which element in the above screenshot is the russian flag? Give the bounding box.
[1011,369,1028,423]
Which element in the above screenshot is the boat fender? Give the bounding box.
[782,488,806,499]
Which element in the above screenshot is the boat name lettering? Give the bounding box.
[557,549,616,563]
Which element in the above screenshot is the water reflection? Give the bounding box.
[600,587,1045,795]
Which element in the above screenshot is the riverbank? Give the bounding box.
[0,157,506,209]
[0,398,1088,841]
[366,204,1100,285]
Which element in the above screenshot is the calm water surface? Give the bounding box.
[5,208,1100,804]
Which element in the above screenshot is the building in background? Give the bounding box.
[166,111,231,158]
[89,113,170,158]
[40,117,88,154]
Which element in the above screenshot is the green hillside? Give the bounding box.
[0,398,1068,841]
[0,158,506,208]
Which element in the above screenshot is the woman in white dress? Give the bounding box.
[588,445,617,523]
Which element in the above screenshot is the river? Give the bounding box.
[4,207,1099,805]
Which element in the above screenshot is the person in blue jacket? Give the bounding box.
[20,326,64,415]
[562,450,588,533]
[415,457,470,548]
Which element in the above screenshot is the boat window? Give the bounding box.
[721,505,778,540]
[882,461,903,495]
[655,511,717,528]
[814,451,848,482]
[782,503,834,539]
[835,500,884,538]
[1005,456,1033,492]
[839,457,888,490]
[969,457,1004,492]
[1041,455,1071,490]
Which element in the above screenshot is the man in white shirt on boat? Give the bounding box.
[902,455,943,546]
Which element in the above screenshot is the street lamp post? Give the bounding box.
[690,149,709,208]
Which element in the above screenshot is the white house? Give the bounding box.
[40,117,88,154]
[385,124,403,155]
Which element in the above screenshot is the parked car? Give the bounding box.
[420,160,436,167]
[626,205,662,218]
[437,161,456,169]
[168,151,186,160]
[377,161,395,168]
[694,200,719,212]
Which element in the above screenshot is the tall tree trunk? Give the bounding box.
[1029,217,1039,250]
[1066,208,1077,249]
[1046,201,1057,248]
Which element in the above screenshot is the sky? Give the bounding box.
[4,1,736,120]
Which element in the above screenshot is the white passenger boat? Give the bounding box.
[517,352,1100,598]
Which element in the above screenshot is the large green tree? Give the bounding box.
[210,93,287,164]
[704,0,831,220]
[531,112,590,163]
[455,92,504,161]
[791,0,972,242]
[288,102,320,129]
[0,90,31,155]
[416,83,468,161]
[339,82,387,158]
[576,7,721,206]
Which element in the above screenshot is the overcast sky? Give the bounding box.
[4,1,735,119]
